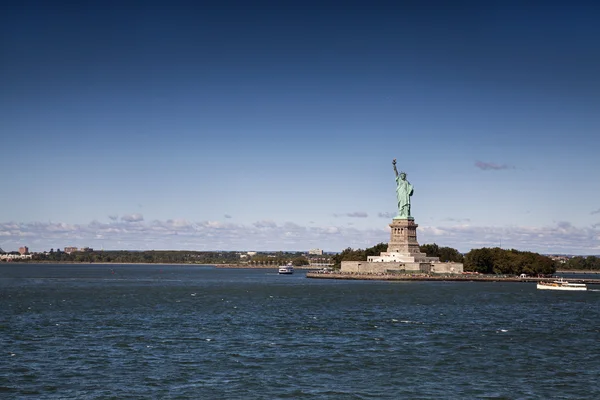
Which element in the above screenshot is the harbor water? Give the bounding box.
[1,264,599,399]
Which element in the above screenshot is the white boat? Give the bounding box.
[537,278,587,291]
[278,262,294,275]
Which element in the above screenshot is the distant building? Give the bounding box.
[1,253,32,261]
[19,246,29,255]
[247,251,257,256]
[308,248,323,255]
[309,257,333,267]
[64,247,94,254]
[549,255,569,264]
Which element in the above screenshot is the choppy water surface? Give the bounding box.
[1,264,599,399]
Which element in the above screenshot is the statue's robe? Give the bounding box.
[395,176,413,218]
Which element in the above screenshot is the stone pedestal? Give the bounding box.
[341,217,463,274]
[340,218,434,273]
[387,218,423,255]
[368,218,433,269]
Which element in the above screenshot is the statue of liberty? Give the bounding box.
[392,159,413,219]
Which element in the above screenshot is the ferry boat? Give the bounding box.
[278,262,294,275]
[537,278,587,291]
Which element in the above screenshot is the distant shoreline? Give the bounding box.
[3,262,599,275]
[215,264,316,269]
[0,261,316,269]
[0,261,214,266]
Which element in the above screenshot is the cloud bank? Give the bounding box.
[121,213,144,222]
[333,212,368,218]
[1,218,598,255]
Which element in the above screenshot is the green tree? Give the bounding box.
[464,248,495,273]
[464,247,556,275]
[421,243,464,262]
[292,257,309,266]
[420,243,440,257]
[365,242,388,258]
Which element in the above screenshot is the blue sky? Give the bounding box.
[1,1,599,254]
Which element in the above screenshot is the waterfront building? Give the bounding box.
[64,246,94,254]
[1,253,32,261]
[308,257,333,267]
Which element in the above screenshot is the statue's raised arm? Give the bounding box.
[392,158,399,177]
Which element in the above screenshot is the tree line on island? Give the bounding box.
[331,243,600,275]
[4,246,600,273]
[11,249,313,267]
[559,255,600,271]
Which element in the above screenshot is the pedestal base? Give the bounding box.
[340,217,464,275]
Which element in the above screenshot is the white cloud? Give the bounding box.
[314,226,340,235]
[45,222,79,233]
[418,222,600,254]
[347,212,368,218]
[166,219,193,229]
[283,222,304,231]
[253,220,277,229]
[121,213,144,223]
[475,160,513,170]
[378,212,396,218]
[334,212,368,218]
[443,217,471,223]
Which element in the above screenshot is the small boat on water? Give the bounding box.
[537,278,587,291]
[278,262,294,275]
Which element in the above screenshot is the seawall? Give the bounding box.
[306,272,600,285]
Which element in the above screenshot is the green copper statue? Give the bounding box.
[393,158,413,219]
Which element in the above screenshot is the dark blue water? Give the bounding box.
[2,264,599,399]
